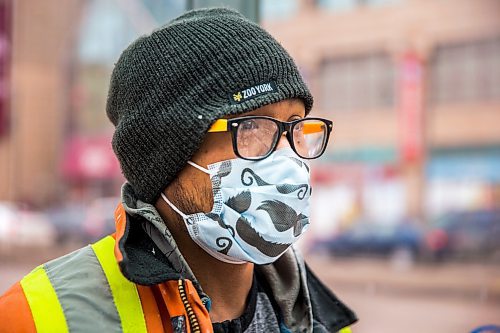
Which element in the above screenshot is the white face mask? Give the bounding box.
[161,148,311,265]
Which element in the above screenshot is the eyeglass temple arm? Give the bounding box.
[302,121,332,134]
[207,119,228,133]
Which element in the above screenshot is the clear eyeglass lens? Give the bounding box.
[236,118,279,159]
[293,119,328,158]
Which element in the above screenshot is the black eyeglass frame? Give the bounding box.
[209,116,333,161]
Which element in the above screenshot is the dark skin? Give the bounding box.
[155,99,306,323]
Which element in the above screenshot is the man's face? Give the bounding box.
[163,98,306,216]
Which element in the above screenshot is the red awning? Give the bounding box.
[61,135,121,180]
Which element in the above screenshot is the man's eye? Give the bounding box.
[241,120,258,130]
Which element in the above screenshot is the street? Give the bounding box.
[1,246,499,333]
[306,256,500,333]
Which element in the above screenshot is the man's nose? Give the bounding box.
[275,132,291,150]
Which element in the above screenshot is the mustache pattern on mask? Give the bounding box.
[241,168,269,186]
[235,216,291,257]
[207,213,235,255]
[288,156,310,173]
[212,160,232,189]
[218,160,232,178]
[215,237,232,255]
[241,168,310,199]
[276,184,309,200]
[209,190,252,255]
[257,200,309,236]
[225,190,252,213]
[207,213,235,237]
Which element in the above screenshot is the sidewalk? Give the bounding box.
[305,255,500,303]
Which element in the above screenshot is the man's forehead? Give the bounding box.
[224,99,306,120]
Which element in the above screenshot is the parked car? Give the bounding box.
[310,219,424,260]
[46,197,119,244]
[82,197,119,243]
[424,209,500,261]
[0,202,56,247]
[45,202,88,244]
[0,202,18,244]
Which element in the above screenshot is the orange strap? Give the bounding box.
[157,280,212,333]
[113,203,127,263]
[136,285,164,333]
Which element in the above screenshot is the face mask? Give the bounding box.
[161,148,311,265]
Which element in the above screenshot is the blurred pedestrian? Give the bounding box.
[0,8,356,332]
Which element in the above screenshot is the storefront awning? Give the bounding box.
[61,135,121,180]
[427,147,500,182]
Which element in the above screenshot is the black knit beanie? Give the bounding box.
[106,7,314,204]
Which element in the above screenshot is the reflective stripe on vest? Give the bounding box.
[91,236,147,333]
[20,236,147,333]
[20,265,68,332]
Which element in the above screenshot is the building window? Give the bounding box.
[316,0,401,11]
[316,0,356,11]
[319,53,395,112]
[430,37,500,105]
[261,0,299,21]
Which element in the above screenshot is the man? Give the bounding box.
[0,8,356,333]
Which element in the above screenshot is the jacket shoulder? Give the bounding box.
[0,245,93,333]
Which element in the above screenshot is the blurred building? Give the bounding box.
[0,0,86,207]
[263,0,500,232]
[0,0,185,207]
[0,0,265,207]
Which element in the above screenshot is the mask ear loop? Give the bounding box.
[161,192,188,220]
[161,161,213,220]
[187,161,212,175]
